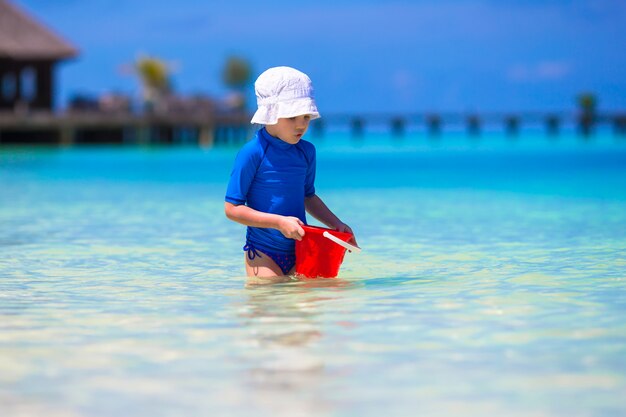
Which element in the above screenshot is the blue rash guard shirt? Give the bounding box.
[225,127,316,255]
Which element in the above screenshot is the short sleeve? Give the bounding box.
[225,141,262,205]
[304,142,316,198]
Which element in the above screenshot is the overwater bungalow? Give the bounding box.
[0,0,77,113]
[0,0,250,146]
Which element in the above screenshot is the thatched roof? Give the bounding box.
[0,0,77,60]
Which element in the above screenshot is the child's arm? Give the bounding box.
[305,195,357,244]
[224,202,305,240]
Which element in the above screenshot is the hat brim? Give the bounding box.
[251,98,320,125]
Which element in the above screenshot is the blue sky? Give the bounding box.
[15,0,626,113]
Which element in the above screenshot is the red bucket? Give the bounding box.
[295,225,355,278]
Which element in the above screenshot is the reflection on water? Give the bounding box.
[237,281,342,416]
[1,141,626,416]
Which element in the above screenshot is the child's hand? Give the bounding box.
[277,216,305,240]
[334,222,358,247]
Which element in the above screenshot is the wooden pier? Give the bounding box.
[0,111,251,146]
[315,112,626,138]
[1,111,625,146]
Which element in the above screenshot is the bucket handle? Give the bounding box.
[322,231,362,253]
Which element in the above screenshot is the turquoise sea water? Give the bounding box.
[1,132,626,416]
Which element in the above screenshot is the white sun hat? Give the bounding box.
[250,66,321,125]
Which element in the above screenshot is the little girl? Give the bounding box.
[224,66,355,277]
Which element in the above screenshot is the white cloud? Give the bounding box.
[507,61,571,82]
[391,69,419,106]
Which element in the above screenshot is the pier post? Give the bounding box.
[136,125,150,145]
[505,115,519,137]
[467,115,481,137]
[613,115,626,136]
[576,93,596,138]
[578,115,595,137]
[545,115,560,137]
[390,117,405,137]
[60,126,74,146]
[426,114,441,136]
[351,117,364,138]
[199,125,215,148]
[237,125,249,143]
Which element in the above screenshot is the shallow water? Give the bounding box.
[1,132,626,416]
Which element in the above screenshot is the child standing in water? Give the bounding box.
[225,66,356,277]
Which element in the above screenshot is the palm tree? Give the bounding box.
[222,56,252,111]
[135,55,172,113]
[577,92,597,137]
[578,93,597,115]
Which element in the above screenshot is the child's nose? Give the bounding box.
[296,118,309,129]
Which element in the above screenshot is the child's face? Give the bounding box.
[266,115,312,144]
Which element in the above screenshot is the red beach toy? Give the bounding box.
[295,225,361,278]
